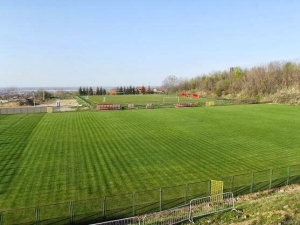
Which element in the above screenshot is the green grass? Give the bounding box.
[87,94,222,108]
[189,184,300,225]
[89,94,180,104]
[1,104,300,223]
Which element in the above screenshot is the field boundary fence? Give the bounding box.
[90,192,235,225]
[0,97,268,115]
[0,106,76,114]
[0,165,300,224]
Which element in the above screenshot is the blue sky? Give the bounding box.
[1,0,300,87]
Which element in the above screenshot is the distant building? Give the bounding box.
[136,86,145,94]
[153,87,164,93]
[108,89,117,95]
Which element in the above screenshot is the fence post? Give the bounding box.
[231,176,234,193]
[132,192,135,217]
[250,173,254,193]
[208,180,211,195]
[102,196,106,220]
[287,167,290,185]
[35,207,40,225]
[159,188,162,211]
[69,201,74,223]
[269,169,273,189]
[185,184,189,203]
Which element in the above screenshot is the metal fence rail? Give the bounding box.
[0,165,300,225]
[91,216,141,225]
[0,106,46,114]
[0,106,76,114]
[189,192,235,222]
[143,204,190,225]
[91,193,234,225]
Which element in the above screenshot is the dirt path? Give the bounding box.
[41,99,79,107]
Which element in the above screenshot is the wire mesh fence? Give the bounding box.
[0,106,77,114]
[189,192,235,222]
[134,189,161,216]
[0,107,46,114]
[1,165,300,225]
[142,204,191,225]
[0,96,270,115]
[91,216,141,225]
[91,192,235,225]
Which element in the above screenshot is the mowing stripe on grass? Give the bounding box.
[1,105,300,211]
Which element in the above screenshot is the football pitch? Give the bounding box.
[84,94,218,108]
[1,104,300,211]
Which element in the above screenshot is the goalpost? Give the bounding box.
[163,96,179,104]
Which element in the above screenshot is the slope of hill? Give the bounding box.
[190,184,300,224]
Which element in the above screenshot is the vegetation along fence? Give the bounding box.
[91,192,235,225]
[0,97,265,115]
[0,164,300,225]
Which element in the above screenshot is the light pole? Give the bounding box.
[32,91,35,107]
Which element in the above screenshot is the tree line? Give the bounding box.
[115,86,138,94]
[78,85,156,95]
[162,60,300,101]
[115,86,155,94]
[78,87,107,95]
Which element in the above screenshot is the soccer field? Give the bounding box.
[86,94,218,108]
[1,104,300,212]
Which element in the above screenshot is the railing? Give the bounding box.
[91,192,235,225]
[189,192,235,222]
[0,164,300,224]
[0,106,76,114]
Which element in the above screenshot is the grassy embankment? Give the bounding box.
[189,184,300,225]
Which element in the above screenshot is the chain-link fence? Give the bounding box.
[0,97,270,114]
[0,106,77,114]
[1,164,300,225]
[71,192,235,225]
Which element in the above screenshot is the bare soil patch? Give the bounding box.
[40,99,79,107]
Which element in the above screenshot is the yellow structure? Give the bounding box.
[205,101,215,106]
[210,180,224,202]
[47,107,53,113]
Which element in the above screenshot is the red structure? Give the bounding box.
[97,104,121,110]
[181,93,199,98]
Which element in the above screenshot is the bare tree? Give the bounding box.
[162,75,179,94]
